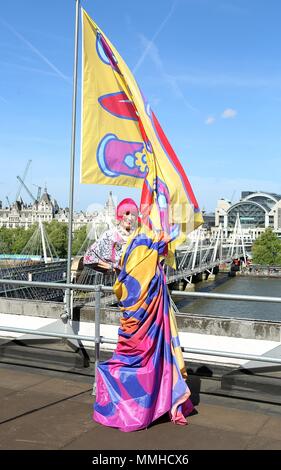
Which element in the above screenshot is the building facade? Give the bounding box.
[0,190,116,232]
[215,191,281,239]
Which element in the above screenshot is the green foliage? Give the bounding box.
[0,222,89,259]
[252,228,281,266]
[0,222,68,258]
[72,225,87,255]
[0,227,13,253]
[44,220,68,258]
[0,225,37,254]
[13,226,38,254]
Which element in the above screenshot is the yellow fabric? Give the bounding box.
[81,9,203,267]
[81,10,143,188]
[81,9,203,228]
[113,225,187,378]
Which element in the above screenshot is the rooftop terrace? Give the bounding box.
[1,361,281,451]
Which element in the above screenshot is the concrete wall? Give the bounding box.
[0,298,280,341]
[0,298,63,318]
[174,313,281,342]
[79,305,281,342]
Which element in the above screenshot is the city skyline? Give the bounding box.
[1,0,281,212]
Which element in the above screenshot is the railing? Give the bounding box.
[1,278,281,393]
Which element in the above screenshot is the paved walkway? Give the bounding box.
[0,363,281,450]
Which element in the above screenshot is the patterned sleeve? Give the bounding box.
[83,230,115,265]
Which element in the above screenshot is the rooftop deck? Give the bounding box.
[1,362,281,451]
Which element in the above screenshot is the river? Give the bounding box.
[175,274,281,322]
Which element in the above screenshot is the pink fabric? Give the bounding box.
[170,398,194,425]
[93,229,193,432]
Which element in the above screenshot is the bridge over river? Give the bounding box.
[0,218,247,306]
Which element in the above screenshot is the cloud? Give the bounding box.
[132,1,198,113]
[205,116,215,125]
[221,108,237,119]
[171,73,281,89]
[135,34,199,113]
[164,74,200,113]
[137,34,163,70]
[0,18,71,83]
[0,95,8,104]
[0,59,62,78]
[133,0,177,74]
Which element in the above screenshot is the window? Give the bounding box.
[228,202,266,228]
[269,215,274,226]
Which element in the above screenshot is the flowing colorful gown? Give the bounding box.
[93,226,193,432]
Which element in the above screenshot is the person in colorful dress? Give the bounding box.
[84,198,193,432]
[84,198,139,273]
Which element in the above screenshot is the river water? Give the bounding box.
[175,275,281,322]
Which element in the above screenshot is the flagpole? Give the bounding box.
[65,0,80,320]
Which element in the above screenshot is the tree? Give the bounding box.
[45,220,68,258]
[72,225,87,255]
[252,228,281,265]
[12,225,37,254]
[0,227,13,253]
[0,226,37,254]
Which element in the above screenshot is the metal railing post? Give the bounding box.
[93,286,101,395]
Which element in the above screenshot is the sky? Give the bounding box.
[1,0,281,213]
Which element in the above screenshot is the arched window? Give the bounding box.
[228,201,266,228]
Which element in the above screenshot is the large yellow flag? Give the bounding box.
[81,9,203,256]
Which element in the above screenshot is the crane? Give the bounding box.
[16,176,36,202]
[33,184,42,200]
[6,196,11,208]
[15,159,32,201]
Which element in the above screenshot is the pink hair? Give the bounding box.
[116,198,139,221]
